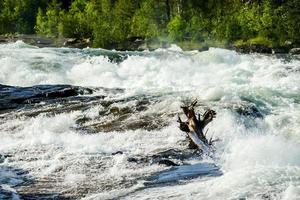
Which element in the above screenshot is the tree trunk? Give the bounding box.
[177,100,217,152]
[165,0,171,21]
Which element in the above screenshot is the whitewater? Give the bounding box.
[1,41,300,199]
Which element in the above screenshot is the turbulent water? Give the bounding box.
[1,41,300,200]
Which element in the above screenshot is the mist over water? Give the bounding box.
[1,41,300,199]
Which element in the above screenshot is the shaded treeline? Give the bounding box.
[0,0,299,48]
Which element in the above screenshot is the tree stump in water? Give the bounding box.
[177,100,218,152]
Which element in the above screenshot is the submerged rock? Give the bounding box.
[222,101,264,118]
[234,102,263,118]
[146,162,221,185]
[127,149,198,167]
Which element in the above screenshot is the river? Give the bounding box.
[1,41,300,199]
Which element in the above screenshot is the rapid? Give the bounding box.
[0,41,300,199]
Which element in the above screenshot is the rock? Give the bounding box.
[234,45,272,54]
[127,157,147,164]
[0,38,7,43]
[35,38,53,46]
[290,48,300,55]
[272,48,289,54]
[223,101,264,118]
[198,46,209,52]
[63,38,91,48]
[149,149,196,161]
[0,84,93,111]
[112,151,123,155]
[127,157,178,166]
[234,103,263,118]
[126,149,197,167]
[146,162,221,185]
[0,154,5,163]
[157,159,179,166]
[64,38,77,45]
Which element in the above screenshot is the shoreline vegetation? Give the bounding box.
[1,34,300,54]
[0,0,299,54]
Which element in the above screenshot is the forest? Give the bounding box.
[0,0,299,49]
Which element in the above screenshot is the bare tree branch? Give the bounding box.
[177,100,217,151]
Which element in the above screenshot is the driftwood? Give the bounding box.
[177,100,218,151]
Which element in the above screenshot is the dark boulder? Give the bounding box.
[0,84,93,111]
[271,48,289,54]
[157,159,179,166]
[234,44,272,54]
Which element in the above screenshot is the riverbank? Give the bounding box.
[1,34,300,54]
[0,34,91,49]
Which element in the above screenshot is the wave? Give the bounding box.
[1,41,300,199]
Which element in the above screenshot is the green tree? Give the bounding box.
[35,1,62,36]
[92,0,114,47]
[58,0,93,38]
[112,0,139,40]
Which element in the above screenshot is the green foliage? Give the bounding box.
[0,0,300,48]
[235,36,273,47]
[283,0,300,44]
[92,0,114,47]
[58,0,93,38]
[35,1,61,36]
[167,15,185,41]
[131,0,169,39]
[248,36,273,47]
[0,0,50,34]
[112,0,138,40]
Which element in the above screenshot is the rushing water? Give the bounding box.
[1,41,300,200]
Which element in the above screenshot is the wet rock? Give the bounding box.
[106,37,145,51]
[127,157,178,166]
[127,149,198,167]
[0,38,7,43]
[198,46,209,52]
[146,162,222,185]
[234,45,272,54]
[149,149,197,161]
[272,48,289,54]
[18,193,71,200]
[0,84,93,111]
[223,101,264,118]
[75,116,92,125]
[127,157,148,164]
[112,151,123,155]
[63,38,91,48]
[63,38,77,45]
[36,38,53,46]
[290,48,300,54]
[0,187,17,200]
[80,95,173,133]
[157,159,179,166]
[234,103,263,118]
[127,157,139,163]
[0,154,4,163]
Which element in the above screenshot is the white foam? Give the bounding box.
[1,41,300,199]
[1,42,300,101]
[282,185,300,200]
